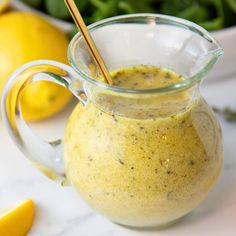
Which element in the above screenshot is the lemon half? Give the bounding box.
[0,199,35,236]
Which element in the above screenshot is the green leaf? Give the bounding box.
[159,0,225,30]
[200,17,223,31]
[45,0,71,20]
[178,5,208,22]
[226,0,236,12]
[223,0,236,27]
[119,0,157,13]
[67,24,78,40]
[21,0,44,8]
[213,106,236,122]
[23,0,236,31]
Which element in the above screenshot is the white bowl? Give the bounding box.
[211,26,236,80]
[11,0,236,80]
[11,0,74,32]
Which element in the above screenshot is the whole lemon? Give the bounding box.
[0,12,72,121]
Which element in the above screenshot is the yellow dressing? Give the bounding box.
[64,66,223,227]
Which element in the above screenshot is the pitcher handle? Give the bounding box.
[1,60,86,180]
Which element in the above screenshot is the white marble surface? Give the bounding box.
[0,76,236,236]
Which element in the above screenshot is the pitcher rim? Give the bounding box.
[68,13,223,94]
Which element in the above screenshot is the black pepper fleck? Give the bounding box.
[188,160,195,165]
[159,159,163,166]
[165,72,171,79]
[118,159,124,165]
[112,114,118,122]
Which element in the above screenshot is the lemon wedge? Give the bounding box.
[0,0,10,13]
[0,199,35,236]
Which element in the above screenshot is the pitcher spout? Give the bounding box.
[212,47,224,59]
[207,40,224,63]
[196,44,224,81]
[186,30,224,84]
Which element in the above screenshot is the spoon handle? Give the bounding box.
[64,0,113,85]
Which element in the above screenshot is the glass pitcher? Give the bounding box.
[1,14,224,228]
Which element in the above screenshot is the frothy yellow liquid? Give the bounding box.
[64,66,223,227]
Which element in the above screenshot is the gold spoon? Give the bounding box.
[64,0,113,85]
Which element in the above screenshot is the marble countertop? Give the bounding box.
[0,76,236,236]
